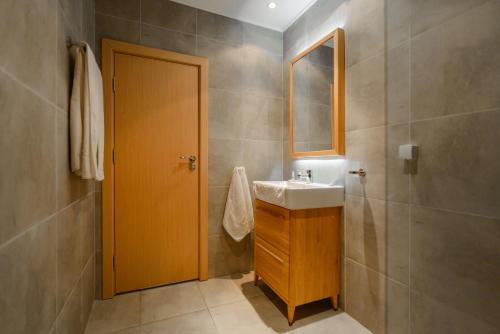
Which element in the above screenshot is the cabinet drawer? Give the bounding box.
[254,237,289,300]
[255,200,290,254]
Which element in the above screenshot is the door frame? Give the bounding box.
[101,39,208,299]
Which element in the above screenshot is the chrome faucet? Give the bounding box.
[295,169,312,183]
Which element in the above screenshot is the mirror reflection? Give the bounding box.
[293,37,334,152]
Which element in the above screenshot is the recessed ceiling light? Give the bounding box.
[267,2,277,9]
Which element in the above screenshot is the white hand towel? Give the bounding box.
[223,167,254,242]
[70,42,104,181]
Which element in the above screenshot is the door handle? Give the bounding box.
[179,155,197,170]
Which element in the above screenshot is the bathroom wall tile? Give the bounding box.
[56,198,93,313]
[197,10,243,46]
[242,140,283,187]
[243,23,283,56]
[95,0,140,21]
[0,71,56,244]
[56,279,84,334]
[242,46,283,98]
[95,191,102,251]
[385,0,410,49]
[410,0,490,36]
[208,233,252,278]
[411,206,500,330]
[345,126,386,201]
[57,6,80,111]
[140,24,196,55]
[82,0,96,50]
[208,138,243,187]
[59,0,83,33]
[411,1,500,121]
[345,53,385,131]
[95,251,103,299]
[411,110,500,219]
[387,42,410,125]
[0,0,57,102]
[346,259,409,334]
[345,196,410,284]
[411,289,499,334]
[196,36,245,92]
[95,13,140,57]
[81,195,95,270]
[241,96,283,141]
[56,109,91,210]
[208,187,229,236]
[208,89,243,140]
[142,0,196,34]
[344,0,384,67]
[82,255,95,325]
[0,218,57,334]
[387,124,410,204]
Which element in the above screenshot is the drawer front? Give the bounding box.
[255,200,290,254]
[254,237,289,300]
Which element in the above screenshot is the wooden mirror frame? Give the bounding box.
[289,28,345,158]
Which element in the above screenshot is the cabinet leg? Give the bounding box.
[254,273,259,286]
[331,295,339,311]
[287,304,296,326]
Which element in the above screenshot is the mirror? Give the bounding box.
[290,28,344,157]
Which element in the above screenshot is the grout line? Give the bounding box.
[0,197,83,251]
[0,66,60,115]
[94,11,140,24]
[410,107,500,124]
[345,257,409,288]
[408,28,413,334]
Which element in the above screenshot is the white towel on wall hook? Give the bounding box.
[223,167,254,242]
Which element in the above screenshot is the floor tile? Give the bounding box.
[140,281,206,324]
[84,292,140,334]
[229,272,264,298]
[296,312,371,333]
[141,310,218,334]
[199,277,246,307]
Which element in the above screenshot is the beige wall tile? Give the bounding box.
[411,206,500,330]
[241,96,283,141]
[140,24,196,55]
[0,218,57,334]
[208,233,251,278]
[346,53,385,131]
[242,140,283,186]
[345,196,409,284]
[346,259,409,334]
[345,126,386,200]
[410,0,489,36]
[411,1,500,121]
[0,71,56,244]
[142,0,196,34]
[411,110,500,218]
[0,0,57,101]
[56,279,84,334]
[208,187,228,236]
[208,89,243,140]
[96,0,140,21]
[197,10,243,46]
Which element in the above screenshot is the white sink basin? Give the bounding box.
[253,181,344,210]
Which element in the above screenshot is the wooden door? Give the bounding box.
[113,53,199,293]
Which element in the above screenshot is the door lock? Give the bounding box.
[179,155,197,170]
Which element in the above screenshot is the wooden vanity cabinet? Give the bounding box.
[253,199,341,325]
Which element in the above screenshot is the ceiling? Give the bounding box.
[171,0,318,32]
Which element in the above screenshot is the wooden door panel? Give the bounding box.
[114,53,199,292]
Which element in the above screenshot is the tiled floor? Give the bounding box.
[84,272,371,334]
